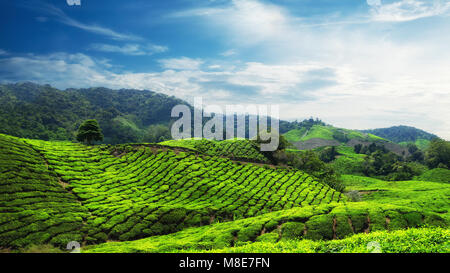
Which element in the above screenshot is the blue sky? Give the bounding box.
[0,0,450,139]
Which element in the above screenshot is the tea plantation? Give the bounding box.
[0,133,448,252]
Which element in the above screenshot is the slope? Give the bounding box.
[0,133,344,247]
[361,125,439,149]
[84,201,447,253]
[0,134,89,248]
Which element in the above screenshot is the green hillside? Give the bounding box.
[183,227,449,253]
[0,134,89,248]
[0,133,344,248]
[362,125,438,147]
[84,201,446,253]
[0,132,448,253]
[0,82,185,144]
[159,138,270,163]
[284,124,386,145]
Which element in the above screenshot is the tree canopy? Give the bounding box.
[76,119,103,145]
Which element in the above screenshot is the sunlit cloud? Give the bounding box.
[370,0,450,22]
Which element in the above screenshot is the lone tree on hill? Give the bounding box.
[76,119,103,145]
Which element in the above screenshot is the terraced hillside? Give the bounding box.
[0,134,89,248]
[159,138,270,163]
[85,202,447,253]
[0,133,346,248]
[0,133,448,253]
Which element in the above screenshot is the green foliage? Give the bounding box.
[281,150,345,192]
[1,132,448,253]
[0,83,186,144]
[189,227,450,253]
[341,174,450,221]
[76,119,103,145]
[362,125,438,143]
[425,138,450,169]
[0,134,342,247]
[319,146,338,163]
[415,168,450,183]
[0,134,89,249]
[83,202,447,253]
[161,138,270,163]
[279,118,326,134]
[281,222,305,240]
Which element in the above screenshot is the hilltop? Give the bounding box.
[361,125,439,149]
[282,122,412,157]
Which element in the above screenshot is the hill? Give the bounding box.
[361,125,439,149]
[0,133,345,248]
[282,124,411,156]
[159,138,270,163]
[0,82,187,144]
[0,133,448,252]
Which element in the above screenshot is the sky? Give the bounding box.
[0,0,449,139]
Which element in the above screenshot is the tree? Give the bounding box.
[76,119,103,145]
[319,146,338,163]
[425,139,450,169]
[354,144,363,154]
[407,143,424,162]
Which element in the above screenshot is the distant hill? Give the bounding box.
[361,125,438,149]
[282,123,412,156]
[0,82,188,144]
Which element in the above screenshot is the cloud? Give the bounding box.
[0,49,8,56]
[89,43,168,56]
[370,0,450,22]
[220,49,237,57]
[3,0,450,139]
[367,0,381,6]
[158,57,204,70]
[1,50,449,139]
[170,0,295,46]
[27,2,141,40]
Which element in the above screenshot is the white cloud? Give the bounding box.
[367,0,381,6]
[31,3,141,40]
[90,43,168,56]
[171,0,296,46]
[220,49,237,57]
[370,0,450,22]
[0,49,7,56]
[3,0,450,139]
[1,51,449,139]
[158,57,204,70]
